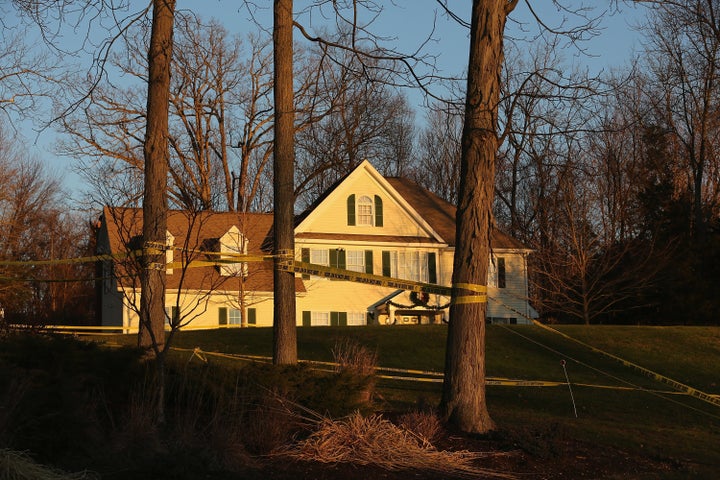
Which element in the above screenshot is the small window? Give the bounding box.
[497,257,506,289]
[357,195,373,225]
[220,226,248,277]
[346,250,365,272]
[165,306,179,328]
[348,312,365,326]
[166,231,175,275]
[229,308,242,325]
[312,311,330,326]
[310,249,329,266]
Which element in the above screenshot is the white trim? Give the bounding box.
[295,238,448,249]
[295,160,446,243]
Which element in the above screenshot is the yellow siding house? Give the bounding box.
[97,160,535,330]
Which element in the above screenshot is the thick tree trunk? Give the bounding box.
[139,0,176,354]
[272,0,298,365]
[441,0,514,434]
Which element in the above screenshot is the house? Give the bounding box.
[97,160,535,331]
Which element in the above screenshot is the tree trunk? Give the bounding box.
[441,0,515,434]
[272,0,298,365]
[139,0,176,355]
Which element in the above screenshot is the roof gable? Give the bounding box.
[295,160,446,244]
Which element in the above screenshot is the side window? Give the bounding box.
[497,257,506,289]
[488,256,506,288]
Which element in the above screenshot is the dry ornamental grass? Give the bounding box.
[275,413,516,479]
[0,449,99,480]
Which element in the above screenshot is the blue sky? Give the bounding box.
[8,1,647,201]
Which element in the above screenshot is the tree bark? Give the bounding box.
[441,0,514,434]
[139,0,176,354]
[272,0,298,365]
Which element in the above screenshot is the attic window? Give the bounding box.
[357,196,373,225]
[220,226,248,277]
[166,231,175,275]
[347,194,383,227]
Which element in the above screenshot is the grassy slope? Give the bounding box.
[102,325,720,474]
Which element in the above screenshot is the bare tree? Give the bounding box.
[639,0,720,239]
[439,0,519,434]
[138,0,175,363]
[294,47,417,208]
[414,101,463,204]
[0,21,60,122]
[272,0,297,365]
[0,123,92,325]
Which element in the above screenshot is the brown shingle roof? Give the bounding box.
[385,177,529,250]
[102,206,305,293]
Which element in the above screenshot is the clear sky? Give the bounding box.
[7,1,647,204]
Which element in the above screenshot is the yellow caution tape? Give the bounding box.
[532,321,720,409]
[165,347,705,396]
[287,260,452,295]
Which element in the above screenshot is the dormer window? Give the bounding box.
[347,194,383,227]
[166,231,175,275]
[219,225,248,277]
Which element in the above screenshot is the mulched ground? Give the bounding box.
[172,427,692,480]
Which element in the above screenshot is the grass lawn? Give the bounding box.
[98,324,720,477]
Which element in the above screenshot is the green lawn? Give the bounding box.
[99,324,720,476]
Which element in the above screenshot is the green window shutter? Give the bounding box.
[428,252,437,284]
[330,311,339,327]
[219,307,227,326]
[329,249,346,270]
[301,248,310,280]
[347,194,356,226]
[497,257,506,289]
[382,251,391,277]
[339,249,346,270]
[364,250,374,274]
[302,311,311,327]
[374,195,383,227]
[339,312,348,327]
[171,306,179,324]
[247,308,256,325]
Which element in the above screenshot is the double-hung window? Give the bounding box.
[310,249,329,266]
[488,256,506,288]
[382,250,437,283]
[346,250,365,272]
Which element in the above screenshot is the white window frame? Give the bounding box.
[347,311,365,326]
[357,195,373,226]
[346,250,365,272]
[392,251,428,283]
[311,311,330,326]
[166,231,175,275]
[229,308,242,325]
[220,226,248,277]
[310,249,329,266]
[488,257,497,287]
